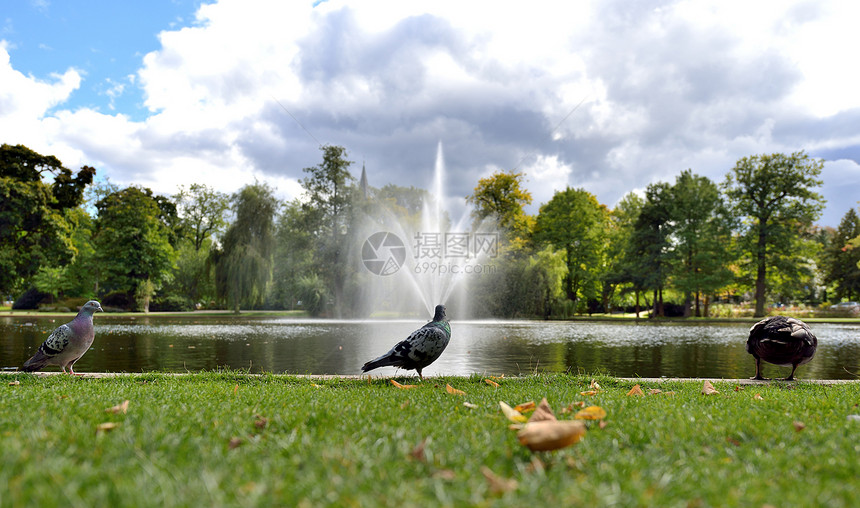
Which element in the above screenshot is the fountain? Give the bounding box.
[351,142,499,318]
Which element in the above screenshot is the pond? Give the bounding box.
[2,316,859,379]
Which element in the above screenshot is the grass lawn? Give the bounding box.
[1,373,858,507]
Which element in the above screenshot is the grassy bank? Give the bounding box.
[2,373,859,507]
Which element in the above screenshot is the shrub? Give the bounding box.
[12,288,50,310]
[149,295,194,312]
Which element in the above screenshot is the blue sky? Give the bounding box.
[2,0,859,228]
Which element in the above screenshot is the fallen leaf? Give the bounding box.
[446,384,465,396]
[528,398,557,422]
[726,436,740,447]
[574,406,607,420]
[648,389,662,395]
[390,379,418,389]
[753,393,763,400]
[517,420,587,451]
[734,385,745,392]
[589,379,601,391]
[526,456,545,473]
[514,401,536,413]
[254,415,268,430]
[793,421,806,432]
[311,383,321,388]
[626,385,644,397]
[481,466,518,493]
[598,420,608,429]
[433,469,456,480]
[96,422,120,434]
[463,402,478,409]
[8,380,20,386]
[663,391,676,396]
[228,437,243,449]
[499,401,528,423]
[105,400,129,414]
[579,390,598,396]
[233,384,239,395]
[410,438,427,462]
[702,380,719,395]
[484,378,500,388]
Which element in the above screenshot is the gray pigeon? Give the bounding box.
[361,304,450,379]
[747,315,817,381]
[21,300,103,375]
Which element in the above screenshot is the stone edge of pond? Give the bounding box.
[11,372,860,385]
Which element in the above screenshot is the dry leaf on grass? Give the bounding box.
[484,378,500,388]
[753,393,764,400]
[514,401,536,413]
[481,466,518,493]
[233,384,239,395]
[391,379,418,389]
[626,385,644,397]
[528,398,557,423]
[463,402,478,409]
[702,380,719,395]
[589,379,601,391]
[579,390,598,396]
[500,401,528,423]
[254,415,268,430]
[574,406,607,420]
[561,401,586,414]
[648,389,662,395]
[410,438,427,462]
[433,469,456,480]
[228,437,243,449]
[446,384,465,396]
[96,422,120,434]
[8,380,20,386]
[793,421,806,432]
[517,420,587,451]
[105,400,129,414]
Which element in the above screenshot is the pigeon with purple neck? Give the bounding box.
[21,300,103,375]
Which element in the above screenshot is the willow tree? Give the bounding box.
[723,152,824,317]
[214,182,279,313]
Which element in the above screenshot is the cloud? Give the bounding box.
[1,0,859,226]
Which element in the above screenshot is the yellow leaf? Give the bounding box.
[626,385,644,397]
[589,379,601,391]
[702,380,720,395]
[233,384,239,395]
[574,406,607,420]
[499,401,528,423]
[648,389,662,395]
[446,384,465,396]
[517,420,587,451]
[793,421,806,432]
[579,390,598,396]
[514,401,536,413]
[96,422,120,434]
[105,400,129,414]
[484,378,500,388]
[528,398,557,423]
[753,393,763,400]
[390,379,418,389]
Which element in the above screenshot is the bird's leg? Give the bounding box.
[783,363,799,381]
[750,357,768,381]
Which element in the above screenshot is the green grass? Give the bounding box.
[1,373,858,507]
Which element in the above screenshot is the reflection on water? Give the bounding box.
[2,316,859,379]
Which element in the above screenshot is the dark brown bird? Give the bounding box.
[746,316,817,381]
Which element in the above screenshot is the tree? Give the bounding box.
[723,152,825,316]
[534,187,609,312]
[174,183,230,251]
[627,183,673,317]
[300,145,355,317]
[466,170,533,247]
[0,144,94,295]
[603,192,644,314]
[823,208,860,301]
[214,182,279,312]
[668,170,734,316]
[94,186,177,310]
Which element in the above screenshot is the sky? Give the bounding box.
[2,0,860,227]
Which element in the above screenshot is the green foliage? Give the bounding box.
[214,182,279,312]
[723,151,825,316]
[174,183,230,251]
[823,208,860,301]
[0,144,95,294]
[534,187,609,307]
[466,170,533,247]
[94,186,177,300]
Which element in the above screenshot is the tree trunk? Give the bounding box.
[635,290,640,318]
[703,293,710,317]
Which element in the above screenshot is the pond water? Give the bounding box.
[2,316,859,379]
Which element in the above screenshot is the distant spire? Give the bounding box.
[359,162,369,199]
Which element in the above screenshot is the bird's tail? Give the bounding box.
[21,351,49,372]
[361,353,399,373]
